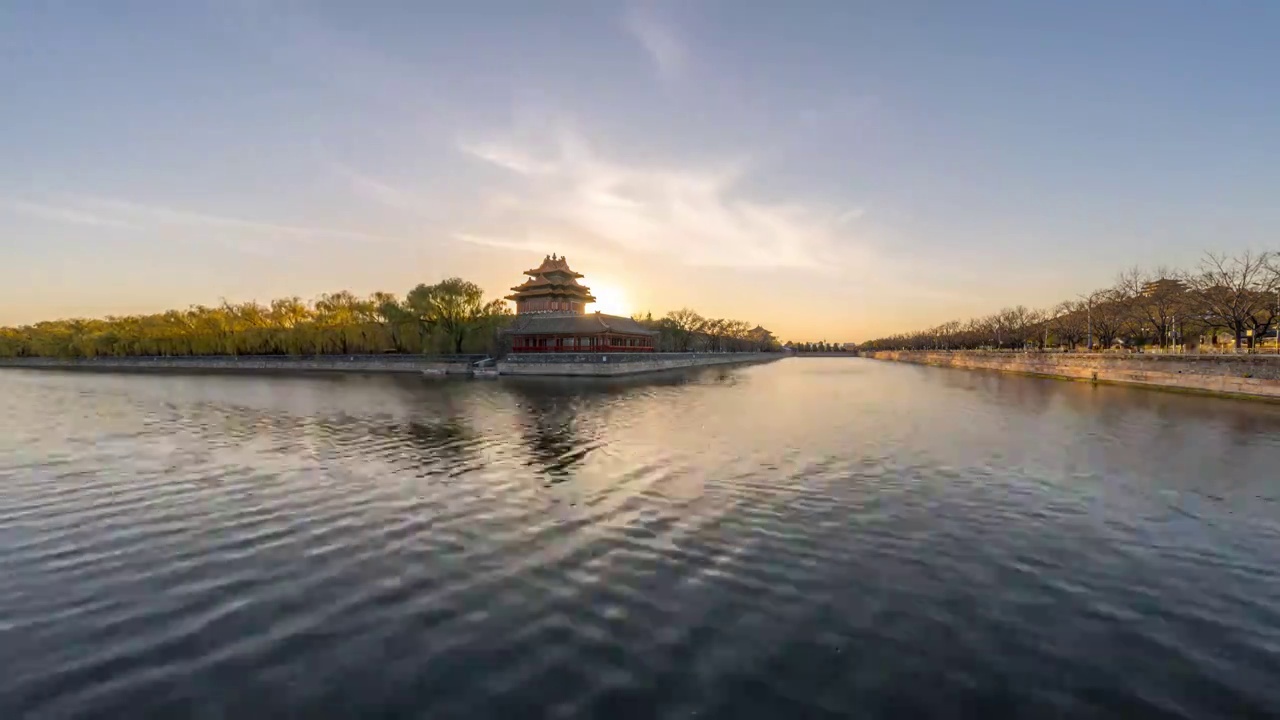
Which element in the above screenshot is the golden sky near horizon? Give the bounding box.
[2,4,1275,343]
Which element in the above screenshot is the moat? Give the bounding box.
[2,358,1278,718]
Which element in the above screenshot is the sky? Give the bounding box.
[1,1,1277,342]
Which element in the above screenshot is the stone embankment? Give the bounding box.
[0,352,783,378]
[867,351,1280,400]
[0,355,478,375]
[497,352,781,376]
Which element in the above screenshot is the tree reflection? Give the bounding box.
[349,377,481,476]
[503,383,594,482]
[499,367,736,481]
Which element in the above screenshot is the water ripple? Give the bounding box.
[2,362,1280,718]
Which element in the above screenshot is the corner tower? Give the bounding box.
[504,254,596,315]
[503,254,657,353]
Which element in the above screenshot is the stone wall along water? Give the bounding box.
[867,351,1280,400]
[0,355,477,375]
[0,352,783,378]
[496,352,782,376]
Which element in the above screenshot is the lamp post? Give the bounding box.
[1078,293,1094,351]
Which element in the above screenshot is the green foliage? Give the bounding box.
[0,282,513,359]
[407,278,491,354]
[0,279,770,359]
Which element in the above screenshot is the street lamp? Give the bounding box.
[1077,293,1094,351]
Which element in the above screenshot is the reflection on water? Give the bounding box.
[2,359,1280,719]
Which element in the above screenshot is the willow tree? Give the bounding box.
[407,278,488,354]
[0,275,517,359]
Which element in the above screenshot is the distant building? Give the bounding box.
[503,255,657,353]
[1141,278,1186,297]
[748,325,776,349]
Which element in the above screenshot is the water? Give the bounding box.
[2,359,1279,719]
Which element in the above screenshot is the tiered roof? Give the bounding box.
[502,254,657,339]
[505,254,596,305]
[522,254,583,279]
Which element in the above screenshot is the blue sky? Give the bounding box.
[1,1,1276,340]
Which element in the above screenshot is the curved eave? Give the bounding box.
[508,284,593,293]
[509,278,591,291]
[506,290,597,301]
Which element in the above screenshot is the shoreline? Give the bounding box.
[0,352,783,378]
[866,351,1280,402]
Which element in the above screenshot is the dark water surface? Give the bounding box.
[2,359,1280,719]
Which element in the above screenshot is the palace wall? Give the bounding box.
[497,352,782,376]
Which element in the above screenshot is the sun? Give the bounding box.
[588,282,632,317]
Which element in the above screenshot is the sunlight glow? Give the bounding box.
[589,282,631,317]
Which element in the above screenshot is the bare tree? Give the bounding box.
[1114,267,1182,348]
[993,306,1043,349]
[1084,289,1129,350]
[1049,300,1088,349]
[1185,251,1277,349]
[857,248,1280,354]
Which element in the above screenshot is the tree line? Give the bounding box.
[784,341,850,353]
[629,309,780,353]
[0,281,781,358]
[861,250,1280,352]
[0,278,511,359]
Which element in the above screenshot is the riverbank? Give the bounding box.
[0,352,783,378]
[866,351,1280,401]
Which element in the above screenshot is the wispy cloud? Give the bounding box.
[454,230,613,264]
[2,199,139,229]
[453,231,539,252]
[5,194,401,251]
[456,128,870,272]
[837,207,867,224]
[623,5,686,79]
[456,141,557,177]
[330,162,429,214]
